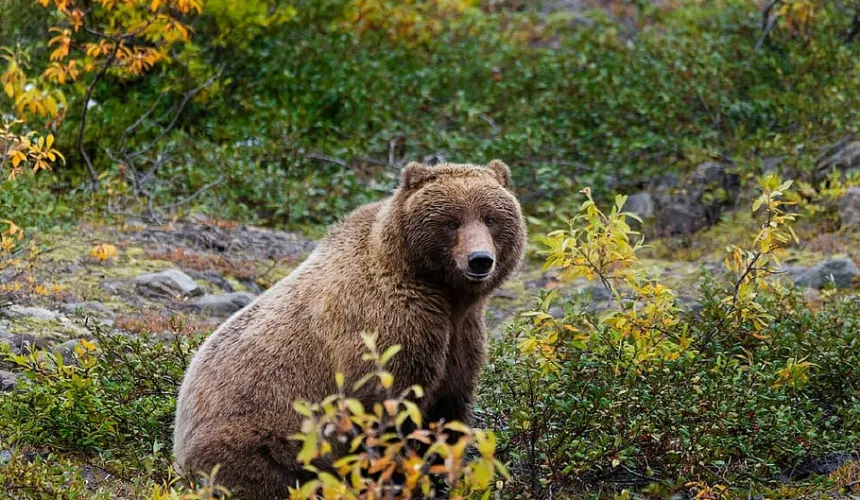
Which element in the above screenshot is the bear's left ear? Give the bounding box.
[399,162,435,190]
[487,159,512,188]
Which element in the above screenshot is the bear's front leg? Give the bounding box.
[426,308,487,427]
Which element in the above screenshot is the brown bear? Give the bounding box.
[172,160,527,499]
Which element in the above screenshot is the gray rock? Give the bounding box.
[692,161,727,184]
[135,269,204,299]
[0,331,52,355]
[0,449,11,463]
[187,270,234,293]
[1,305,62,321]
[787,451,859,479]
[653,162,740,236]
[238,277,263,295]
[52,339,83,365]
[624,192,655,220]
[0,370,17,391]
[786,258,859,289]
[780,265,810,283]
[60,302,115,319]
[656,204,708,236]
[579,284,612,302]
[838,187,860,229]
[761,155,787,173]
[527,270,559,290]
[815,138,860,182]
[191,292,256,315]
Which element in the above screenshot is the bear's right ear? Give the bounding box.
[487,159,512,188]
[399,162,435,190]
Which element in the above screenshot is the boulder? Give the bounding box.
[0,331,52,355]
[0,370,17,391]
[784,258,859,289]
[760,155,787,174]
[135,269,204,299]
[624,192,655,221]
[191,292,256,315]
[815,138,860,182]
[187,270,234,293]
[785,451,859,480]
[52,339,83,365]
[838,187,860,230]
[578,284,613,302]
[653,162,740,236]
[0,305,62,321]
[60,301,116,319]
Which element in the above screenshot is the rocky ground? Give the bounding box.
[3,138,860,372]
[1,201,858,393]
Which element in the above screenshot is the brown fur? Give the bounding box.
[172,160,527,499]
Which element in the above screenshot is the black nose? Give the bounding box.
[468,251,495,275]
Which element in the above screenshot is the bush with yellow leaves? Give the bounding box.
[480,176,860,497]
[289,332,509,499]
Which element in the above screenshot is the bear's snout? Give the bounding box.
[467,251,495,278]
[454,221,496,280]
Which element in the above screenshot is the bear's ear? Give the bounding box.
[399,162,435,190]
[487,159,512,188]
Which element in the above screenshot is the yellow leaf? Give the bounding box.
[378,371,393,389]
[90,243,117,262]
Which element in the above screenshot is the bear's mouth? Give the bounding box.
[465,270,493,281]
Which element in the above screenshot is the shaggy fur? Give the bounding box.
[172,160,527,499]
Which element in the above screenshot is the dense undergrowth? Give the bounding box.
[2,0,859,229]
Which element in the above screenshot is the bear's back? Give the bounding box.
[173,201,390,457]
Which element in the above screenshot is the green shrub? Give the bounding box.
[0,324,201,475]
[478,179,860,496]
[4,0,859,227]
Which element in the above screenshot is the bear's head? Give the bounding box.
[389,160,526,296]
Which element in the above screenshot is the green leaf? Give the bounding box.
[292,401,313,418]
[379,344,402,366]
[352,372,374,391]
[615,194,628,211]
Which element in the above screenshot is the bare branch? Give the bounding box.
[477,113,501,134]
[119,92,165,153]
[157,176,224,211]
[77,42,120,188]
[307,152,347,168]
[755,0,782,52]
[127,71,221,160]
[846,6,860,43]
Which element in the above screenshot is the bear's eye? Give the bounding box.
[485,217,496,227]
[446,219,460,230]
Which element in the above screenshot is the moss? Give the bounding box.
[6,316,82,340]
